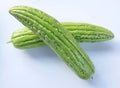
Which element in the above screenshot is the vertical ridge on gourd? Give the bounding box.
[11,27,45,49]
[9,5,95,79]
[10,22,114,49]
[62,22,114,42]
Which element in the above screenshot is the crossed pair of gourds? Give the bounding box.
[9,5,114,80]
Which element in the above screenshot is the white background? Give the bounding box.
[1,0,120,88]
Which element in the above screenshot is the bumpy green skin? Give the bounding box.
[63,22,114,42]
[9,6,95,79]
[11,27,45,49]
[11,22,114,49]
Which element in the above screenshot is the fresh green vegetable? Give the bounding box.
[10,22,114,49]
[9,5,95,79]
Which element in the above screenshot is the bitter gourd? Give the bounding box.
[10,22,114,49]
[9,5,95,79]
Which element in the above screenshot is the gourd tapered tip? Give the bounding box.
[7,40,12,43]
